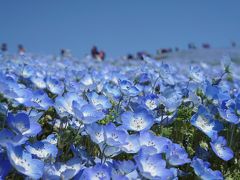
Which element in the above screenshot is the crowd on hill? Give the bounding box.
[0,41,238,61]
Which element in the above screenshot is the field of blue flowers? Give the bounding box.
[0,53,240,179]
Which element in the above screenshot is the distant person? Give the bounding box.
[91,46,99,59]
[91,46,105,61]
[18,44,26,55]
[137,52,144,60]
[188,43,196,50]
[231,41,236,48]
[161,49,169,54]
[98,51,105,61]
[60,49,66,57]
[127,54,134,60]
[175,47,179,52]
[1,43,7,52]
[202,43,210,49]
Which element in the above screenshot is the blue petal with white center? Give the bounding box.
[210,136,234,161]
[6,144,44,179]
[121,108,154,132]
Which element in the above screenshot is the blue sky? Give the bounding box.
[0,0,240,57]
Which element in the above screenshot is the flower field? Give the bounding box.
[0,52,240,179]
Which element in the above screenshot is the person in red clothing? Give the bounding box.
[91,46,105,61]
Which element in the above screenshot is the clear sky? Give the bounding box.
[0,0,240,57]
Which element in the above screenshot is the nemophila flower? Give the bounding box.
[204,81,220,101]
[134,151,175,179]
[119,80,140,97]
[0,129,27,147]
[55,92,84,116]
[121,134,140,153]
[191,157,223,180]
[218,99,240,124]
[22,65,35,78]
[43,157,84,179]
[159,63,175,85]
[31,75,47,89]
[31,90,53,110]
[42,133,58,145]
[112,160,136,176]
[210,136,233,161]
[85,123,105,144]
[101,145,122,157]
[66,81,82,93]
[7,112,41,137]
[139,131,170,154]
[6,144,44,179]
[81,74,94,86]
[87,91,112,110]
[140,94,159,110]
[121,108,154,131]
[104,82,121,100]
[13,88,34,106]
[190,105,223,138]
[159,87,182,112]
[135,72,152,85]
[25,141,58,160]
[189,65,205,83]
[46,77,64,95]
[166,143,191,166]
[80,163,111,180]
[73,102,105,124]
[104,123,128,147]
[0,153,12,178]
[71,145,94,163]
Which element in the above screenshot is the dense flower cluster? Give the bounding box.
[0,54,239,179]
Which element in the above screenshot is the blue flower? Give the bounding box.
[121,108,154,131]
[218,99,240,124]
[73,102,105,124]
[191,157,223,180]
[189,65,205,83]
[55,92,85,116]
[80,163,111,180]
[7,112,41,137]
[86,123,105,144]
[31,75,47,89]
[87,91,112,110]
[121,134,140,153]
[6,144,44,179]
[0,129,27,147]
[104,123,128,147]
[43,157,84,179]
[31,90,53,110]
[140,94,159,110]
[46,77,64,95]
[119,80,140,97]
[134,151,175,179]
[166,143,191,166]
[190,105,223,138]
[25,141,58,160]
[0,152,12,179]
[104,82,121,101]
[112,160,136,175]
[210,136,234,161]
[139,131,170,154]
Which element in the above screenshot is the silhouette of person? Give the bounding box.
[18,44,25,55]
[1,43,7,52]
[91,46,99,59]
